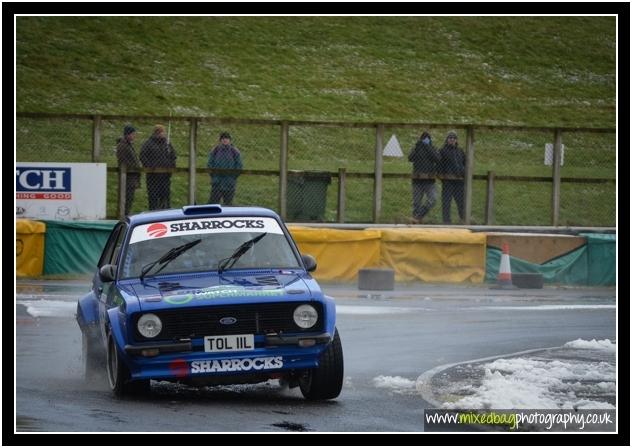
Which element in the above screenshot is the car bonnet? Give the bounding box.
[130,272,315,311]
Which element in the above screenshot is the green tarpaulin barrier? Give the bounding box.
[486,233,615,286]
[580,233,616,286]
[43,220,117,275]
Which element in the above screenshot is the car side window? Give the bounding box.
[98,223,127,268]
[110,227,127,266]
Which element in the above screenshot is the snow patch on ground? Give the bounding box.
[23,299,422,318]
[373,375,417,394]
[483,305,615,311]
[18,300,76,318]
[441,340,616,410]
[336,305,417,315]
[563,338,616,352]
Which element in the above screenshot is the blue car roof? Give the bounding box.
[126,205,282,226]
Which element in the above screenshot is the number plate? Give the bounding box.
[204,334,255,353]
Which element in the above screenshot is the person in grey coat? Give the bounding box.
[408,131,439,222]
[140,125,177,210]
[439,130,466,224]
[116,124,141,215]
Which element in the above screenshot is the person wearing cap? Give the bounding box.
[207,131,243,205]
[140,124,177,210]
[408,131,440,223]
[116,124,141,215]
[439,130,466,224]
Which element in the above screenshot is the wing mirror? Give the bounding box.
[301,254,317,272]
[99,264,117,282]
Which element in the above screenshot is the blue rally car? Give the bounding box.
[76,205,343,400]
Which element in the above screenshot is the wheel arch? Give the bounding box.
[76,292,99,329]
[106,308,128,354]
[323,295,337,335]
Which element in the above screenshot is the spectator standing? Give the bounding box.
[140,124,177,210]
[439,130,466,224]
[116,124,141,215]
[408,131,439,223]
[208,132,243,205]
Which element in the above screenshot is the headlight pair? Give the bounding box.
[137,304,318,338]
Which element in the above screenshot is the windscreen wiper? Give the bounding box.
[218,233,267,274]
[139,239,202,283]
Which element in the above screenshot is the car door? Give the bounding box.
[95,222,128,344]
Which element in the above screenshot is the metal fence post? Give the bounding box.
[485,171,495,225]
[551,129,563,226]
[464,126,475,224]
[279,121,289,220]
[337,168,346,223]
[92,115,101,162]
[373,124,384,223]
[188,118,198,205]
[118,163,127,219]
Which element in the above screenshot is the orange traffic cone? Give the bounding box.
[492,243,518,289]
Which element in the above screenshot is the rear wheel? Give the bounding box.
[299,328,344,400]
[106,331,149,396]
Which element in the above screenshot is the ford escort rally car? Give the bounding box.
[76,205,343,400]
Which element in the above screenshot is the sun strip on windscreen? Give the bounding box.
[129,217,284,244]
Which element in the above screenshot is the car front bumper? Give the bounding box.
[123,332,332,381]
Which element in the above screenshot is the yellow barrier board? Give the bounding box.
[288,226,382,281]
[288,226,487,283]
[16,219,46,277]
[377,228,487,283]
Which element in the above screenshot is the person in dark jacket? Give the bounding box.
[140,124,177,210]
[408,131,439,222]
[207,132,243,205]
[439,130,466,224]
[116,124,141,215]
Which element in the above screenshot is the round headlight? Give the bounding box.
[137,313,162,338]
[293,304,318,329]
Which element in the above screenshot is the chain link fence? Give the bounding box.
[16,114,616,226]
[472,128,616,227]
[103,117,192,217]
[558,131,616,227]
[196,121,280,211]
[382,125,469,225]
[474,128,553,226]
[288,125,375,222]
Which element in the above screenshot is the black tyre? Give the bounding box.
[82,330,104,381]
[106,331,149,396]
[299,328,344,400]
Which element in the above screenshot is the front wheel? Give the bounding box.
[106,330,149,396]
[299,328,344,400]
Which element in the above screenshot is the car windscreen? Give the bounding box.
[120,216,301,279]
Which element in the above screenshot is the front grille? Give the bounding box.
[134,302,323,341]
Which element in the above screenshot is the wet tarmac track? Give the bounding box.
[15,280,616,432]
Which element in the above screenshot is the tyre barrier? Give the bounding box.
[358,268,395,291]
[512,273,544,289]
